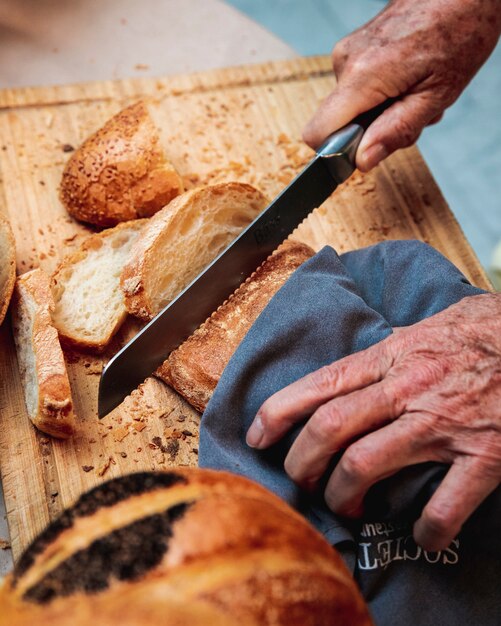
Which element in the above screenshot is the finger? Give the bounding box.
[283,380,405,490]
[413,460,500,551]
[303,77,390,149]
[246,340,394,449]
[323,414,435,516]
[356,93,444,171]
[427,112,444,126]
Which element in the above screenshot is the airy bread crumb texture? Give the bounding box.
[0,213,16,326]
[59,101,184,227]
[121,182,269,320]
[51,220,146,352]
[12,269,76,439]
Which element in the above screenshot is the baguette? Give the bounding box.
[0,469,373,626]
[60,101,184,227]
[156,240,315,411]
[12,269,75,439]
[121,182,269,321]
[51,220,145,352]
[0,213,16,326]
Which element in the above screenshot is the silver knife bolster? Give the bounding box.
[317,122,364,184]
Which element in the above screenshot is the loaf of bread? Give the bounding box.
[121,182,269,321]
[0,213,16,326]
[156,240,315,411]
[51,220,145,352]
[60,101,184,227]
[11,269,75,439]
[0,469,373,626]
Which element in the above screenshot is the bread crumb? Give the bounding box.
[113,425,129,442]
[164,427,183,439]
[82,465,94,472]
[0,538,11,550]
[96,457,113,477]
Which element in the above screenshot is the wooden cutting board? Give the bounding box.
[0,56,490,561]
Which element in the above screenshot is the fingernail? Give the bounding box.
[359,143,388,171]
[246,415,264,448]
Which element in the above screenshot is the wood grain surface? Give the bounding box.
[0,56,490,561]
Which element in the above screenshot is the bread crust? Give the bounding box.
[12,269,76,439]
[59,101,184,227]
[156,240,315,411]
[0,468,373,626]
[121,182,269,321]
[51,220,146,352]
[0,213,16,326]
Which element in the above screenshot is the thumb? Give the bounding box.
[303,81,388,149]
[356,93,443,171]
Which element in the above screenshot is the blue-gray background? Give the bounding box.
[227,0,501,279]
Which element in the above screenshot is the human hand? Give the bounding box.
[246,293,501,551]
[304,0,501,171]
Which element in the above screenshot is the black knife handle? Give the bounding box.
[352,97,397,131]
[316,97,397,183]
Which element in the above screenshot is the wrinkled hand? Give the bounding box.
[246,293,501,551]
[303,0,501,171]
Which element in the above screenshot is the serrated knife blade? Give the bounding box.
[98,119,370,418]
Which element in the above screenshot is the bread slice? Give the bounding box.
[12,269,76,439]
[156,240,315,412]
[0,213,16,326]
[121,182,269,321]
[60,101,184,227]
[51,220,146,352]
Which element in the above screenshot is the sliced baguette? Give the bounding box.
[12,269,76,439]
[51,220,146,352]
[60,101,184,227]
[0,213,16,326]
[155,240,315,412]
[121,182,269,321]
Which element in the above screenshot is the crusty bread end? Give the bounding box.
[0,213,16,326]
[12,269,76,439]
[60,101,184,227]
[156,240,315,411]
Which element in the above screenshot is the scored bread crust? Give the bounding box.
[0,468,373,626]
[59,101,184,227]
[121,182,269,321]
[11,269,76,439]
[51,220,146,352]
[0,213,16,326]
[156,240,315,412]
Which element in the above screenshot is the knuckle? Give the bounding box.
[332,39,350,75]
[308,404,344,442]
[421,502,456,536]
[309,365,338,396]
[392,115,421,147]
[339,446,372,482]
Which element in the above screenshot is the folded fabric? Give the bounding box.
[199,240,500,625]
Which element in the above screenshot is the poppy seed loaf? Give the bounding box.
[0,469,372,626]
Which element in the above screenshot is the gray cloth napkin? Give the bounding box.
[199,240,500,625]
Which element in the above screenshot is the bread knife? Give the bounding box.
[98,103,391,417]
